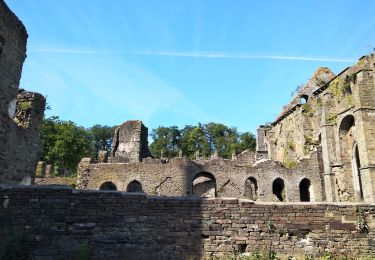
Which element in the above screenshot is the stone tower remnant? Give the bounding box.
[0,0,46,184]
[109,120,151,163]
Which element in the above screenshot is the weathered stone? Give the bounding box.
[0,0,45,184]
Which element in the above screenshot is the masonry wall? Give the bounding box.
[0,186,374,259]
[77,151,323,202]
[0,0,45,184]
[263,53,375,203]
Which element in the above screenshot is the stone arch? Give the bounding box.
[99,181,117,191]
[352,142,364,200]
[338,114,358,201]
[299,178,312,202]
[300,94,308,104]
[272,178,285,201]
[127,180,143,192]
[244,177,258,200]
[192,172,216,197]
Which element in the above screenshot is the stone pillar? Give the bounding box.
[352,66,375,202]
[35,161,46,177]
[45,164,54,177]
[76,158,94,190]
[98,150,108,163]
[320,106,337,202]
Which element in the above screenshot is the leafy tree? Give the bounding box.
[150,122,256,160]
[236,132,256,153]
[41,116,93,173]
[150,126,181,158]
[88,124,117,158]
[180,124,210,159]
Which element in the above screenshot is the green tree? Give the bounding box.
[180,124,210,159]
[41,116,93,174]
[149,122,257,160]
[236,132,256,153]
[89,124,116,158]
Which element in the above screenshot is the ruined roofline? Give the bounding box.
[270,52,373,126]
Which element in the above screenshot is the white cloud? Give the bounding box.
[30,48,356,63]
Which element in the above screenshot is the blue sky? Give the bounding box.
[6,0,375,134]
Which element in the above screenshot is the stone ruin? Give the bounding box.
[1,1,375,258]
[109,120,151,163]
[76,52,375,204]
[0,0,45,184]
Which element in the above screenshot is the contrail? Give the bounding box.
[30,48,356,63]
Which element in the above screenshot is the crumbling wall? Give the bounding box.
[77,150,322,202]
[0,186,374,259]
[0,0,45,184]
[261,53,375,203]
[110,120,151,163]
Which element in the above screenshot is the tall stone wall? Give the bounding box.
[260,53,375,203]
[0,0,46,184]
[0,186,374,259]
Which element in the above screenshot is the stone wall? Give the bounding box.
[260,52,375,203]
[110,120,151,163]
[77,151,323,202]
[0,186,374,259]
[0,0,45,184]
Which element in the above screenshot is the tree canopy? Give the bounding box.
[149,122,256,160]
[40,116,116,173]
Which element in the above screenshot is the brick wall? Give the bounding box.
[1,186,374,259]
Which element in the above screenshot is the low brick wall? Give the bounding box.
[0,186,374,259]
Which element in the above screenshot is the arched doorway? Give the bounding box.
[339,115,362,201]
[272,178,285,201]
[299,178,311,202]
[127,180,142,192]
[99,181,117,191]
[352,143,364,200]
[192,172,216,197]
[244,177,258,200]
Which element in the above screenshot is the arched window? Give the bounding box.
[99,181,117,191]
[127,180,142,192]
[192,172,216,197]
[300,95,308,104]
[244,177,258,200]
[272,178,285,201]
[299,178,311,202]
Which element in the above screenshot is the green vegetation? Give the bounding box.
[330,73,356,100]
[327,114,337,123]
[286,139,295,151]
[302,103,314,117]
[74,242,90,260]
[150,123,256,159]
[18,101,32,111]
[41,116,116,174]
[356,207,369,233]
[282,147,297,169]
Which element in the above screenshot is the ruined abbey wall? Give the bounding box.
[262,54,375,203]
[0,0,45,184]
[77,150,323,202]
[1,186,374,259]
